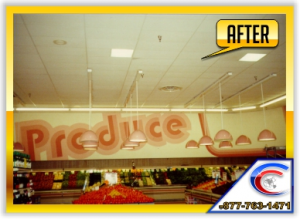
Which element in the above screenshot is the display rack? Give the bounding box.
[13,168,39,204]
[185,189,221,204]
[264,146,286,158]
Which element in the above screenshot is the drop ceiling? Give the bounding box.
[13,14,286,110]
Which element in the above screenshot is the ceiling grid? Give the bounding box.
[13,14,286,111]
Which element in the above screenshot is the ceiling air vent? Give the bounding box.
[159,86,182,92]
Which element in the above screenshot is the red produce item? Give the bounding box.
[73,185,154,204]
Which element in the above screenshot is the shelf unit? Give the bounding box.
[185,189,221,204]
[13,167,39,204]
[264,146,286,158]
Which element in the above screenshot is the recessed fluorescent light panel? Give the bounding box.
[232,106,256,111]
[239,53,266,62]
[260,95,286,108]
[15,108,69,112]
[122,108,169,112]
[111,49,133,58]
[70,108,121,112]
[170,109,205,112]
[206,109,228,112]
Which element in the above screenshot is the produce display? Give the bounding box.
[117,168,208,187]
[84,182,103,193]
[65,171,86,189]
[193,179,227,191]
[88,173,101,186]
[152,169,166,184]
[73,184,154,204]
[52,182,62,190]
[27,166,242,192]
[30,172,54,190]
[212,181,235,195]
[30,171,87,190]
[166,168,208,186]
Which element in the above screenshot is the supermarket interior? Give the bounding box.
[12,13,287,205]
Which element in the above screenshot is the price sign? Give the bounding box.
[222,172,227,181]
[212,171,221,179]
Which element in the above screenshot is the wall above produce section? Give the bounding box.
[31,157,259,170]
[13,108,286,161]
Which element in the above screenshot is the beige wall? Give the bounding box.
[13,107,285,161]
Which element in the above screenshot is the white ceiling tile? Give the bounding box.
[167,65,208,74]
[13,82,33,102]
[92,102,117,107]
[88,63,129,72]
[42,55,86,64]
[51,74,88,84]
[36,46,86,57]
[14,23,30,36]
[14,54,44,69]
[197,15,267,33]
[135,70,165,78]
[14,36,35,46]
[86,28,140,40]
[182,42,220,53]
[143,15,204,32]
[14,68,48,76]
[14,14,24,24]
[210,60,254,69]
[131,58,173,67]
[26,24,85,37]
[128,62,171,73]
[92,70,127,78]
[158,77,196,88]
[85,14,145,29]
[93,89,121,98]
[139,30,194,43]
[46,68,87,76]
[146,14,206,21]
[172,57,219,68]
[177,50,215,60]
[22,14,84,27]
[164,70,206,80]
[94,79,125,89]
[136,41,186,52]
[86,38,136,50]
[88,56,131,66]
[188,31,217,43]
[139,77,162,85]
[234,67,281,81]
[87,48,111,57]
[44,63,87,73]
[59,90,88,97]
[201,66,246,79]
[14,45,38,55]
[12,14,286,110]
[32,36,86,47]
[251,59,286,69]
[133,50,179,59]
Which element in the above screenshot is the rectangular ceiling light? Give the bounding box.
[232,106,256,111]
[15,108,69,112]
[170,109,205,112]
[70,108,121,111]
[260,95,286,108]
[239,53,266,62]
[122,108,170,112]
[206,109,228,112]
[111,49,133,58]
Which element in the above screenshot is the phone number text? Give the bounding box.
[218,202,290,210]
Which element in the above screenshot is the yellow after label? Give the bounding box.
[203,19,279,59]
